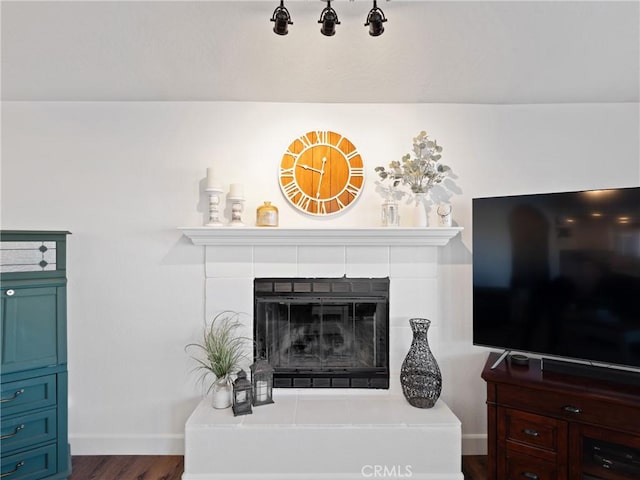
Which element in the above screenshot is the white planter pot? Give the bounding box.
[211,378,232,409]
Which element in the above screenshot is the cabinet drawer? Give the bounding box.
[0,375,56,417]
[0,444,57,480]
[504,408,564,453]
[498,384,640,434]
[505,453,559,480]
[1,408,57,455]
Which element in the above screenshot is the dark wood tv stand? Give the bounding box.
[482,352,640,480]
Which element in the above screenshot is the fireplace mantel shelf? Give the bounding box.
[179,226,463,247]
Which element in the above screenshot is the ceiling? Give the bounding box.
[2,0,639,103]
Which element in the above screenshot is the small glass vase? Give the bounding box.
[400,318,442,408]
[381,201,400,227]
[256,201,279,227]
[211,377,232,409]
[437,203,453,227]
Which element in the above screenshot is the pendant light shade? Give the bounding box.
[319,0,341,37]
[365,0,387,37]
[271,0,293,36]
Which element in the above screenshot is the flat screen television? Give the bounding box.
[473,187,640,371]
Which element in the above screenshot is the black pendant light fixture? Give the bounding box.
[271,0,388,37]
[319,0,341,37]
[365,0,387,37]
[271,0,293,36]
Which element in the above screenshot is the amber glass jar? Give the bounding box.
[256,201,279,227]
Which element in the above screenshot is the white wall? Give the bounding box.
[1,101,638,455]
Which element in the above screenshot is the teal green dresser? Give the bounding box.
[1,231,71,480]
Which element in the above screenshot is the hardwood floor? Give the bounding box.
[462,455,488,480]
[69,456,184,480]
[69,455,487,480]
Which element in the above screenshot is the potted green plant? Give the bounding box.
[186,311,250,409]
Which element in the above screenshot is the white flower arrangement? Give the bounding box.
[375,131,451,198]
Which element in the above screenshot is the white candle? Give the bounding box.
[206,168,222,190]
[230,183,244,198]
[256,380,268,402]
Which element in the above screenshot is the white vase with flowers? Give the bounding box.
[375,131,452,227]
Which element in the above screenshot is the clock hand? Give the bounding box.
[316,157,327,199]
[297,164,324,174]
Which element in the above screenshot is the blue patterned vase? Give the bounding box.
[400,318,442,408]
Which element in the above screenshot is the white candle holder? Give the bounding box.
[205,187,224,227]
[228,196,246,227]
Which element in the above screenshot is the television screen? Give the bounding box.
[473,187,640,369]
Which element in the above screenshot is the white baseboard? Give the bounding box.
[69,434,184,455]
[462,434,487,455]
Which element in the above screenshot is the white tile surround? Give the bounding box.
[181,227,464,480]
[180,226,464,394]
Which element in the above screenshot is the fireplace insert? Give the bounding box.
[254,277,389,388]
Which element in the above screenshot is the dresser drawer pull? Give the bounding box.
[523,428,539,437]
[6,289,15,296]
[0,424,25,440]
[599,457,613,469]
[0,389,25,403]
[0,461,25,478]
[522,472,539,480]
[561,405,582,414]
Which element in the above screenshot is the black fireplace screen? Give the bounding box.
[254,278,389,389]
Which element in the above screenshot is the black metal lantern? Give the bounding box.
[250,359,274,406]
[232,369,253,416]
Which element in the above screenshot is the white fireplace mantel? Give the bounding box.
[179,226,463,247]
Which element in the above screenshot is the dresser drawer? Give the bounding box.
[497,384,640,434]
[0,375,56,417]
[504,409,566,452]
[503,408,565,453]
[505,452,559,480]
[1,408,57,455]
[0,444,57,480]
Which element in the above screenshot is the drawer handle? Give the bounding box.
[0,424,25,440]
[6,289,15,296]
[0,389,25,403]
[562,405,582,414]
[523,428,539,437]
[0,462,25,478]
[522,472,539,480]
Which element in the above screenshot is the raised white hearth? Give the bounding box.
[180,226,463,479]
[184,393,462,480]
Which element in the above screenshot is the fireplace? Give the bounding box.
[181,227,465,479]
[179,226,464,395]
[254,277,389,389]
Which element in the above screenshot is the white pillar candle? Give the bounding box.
[255,380,268,402]
[206,168,222,190]
[230,183,244,198]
